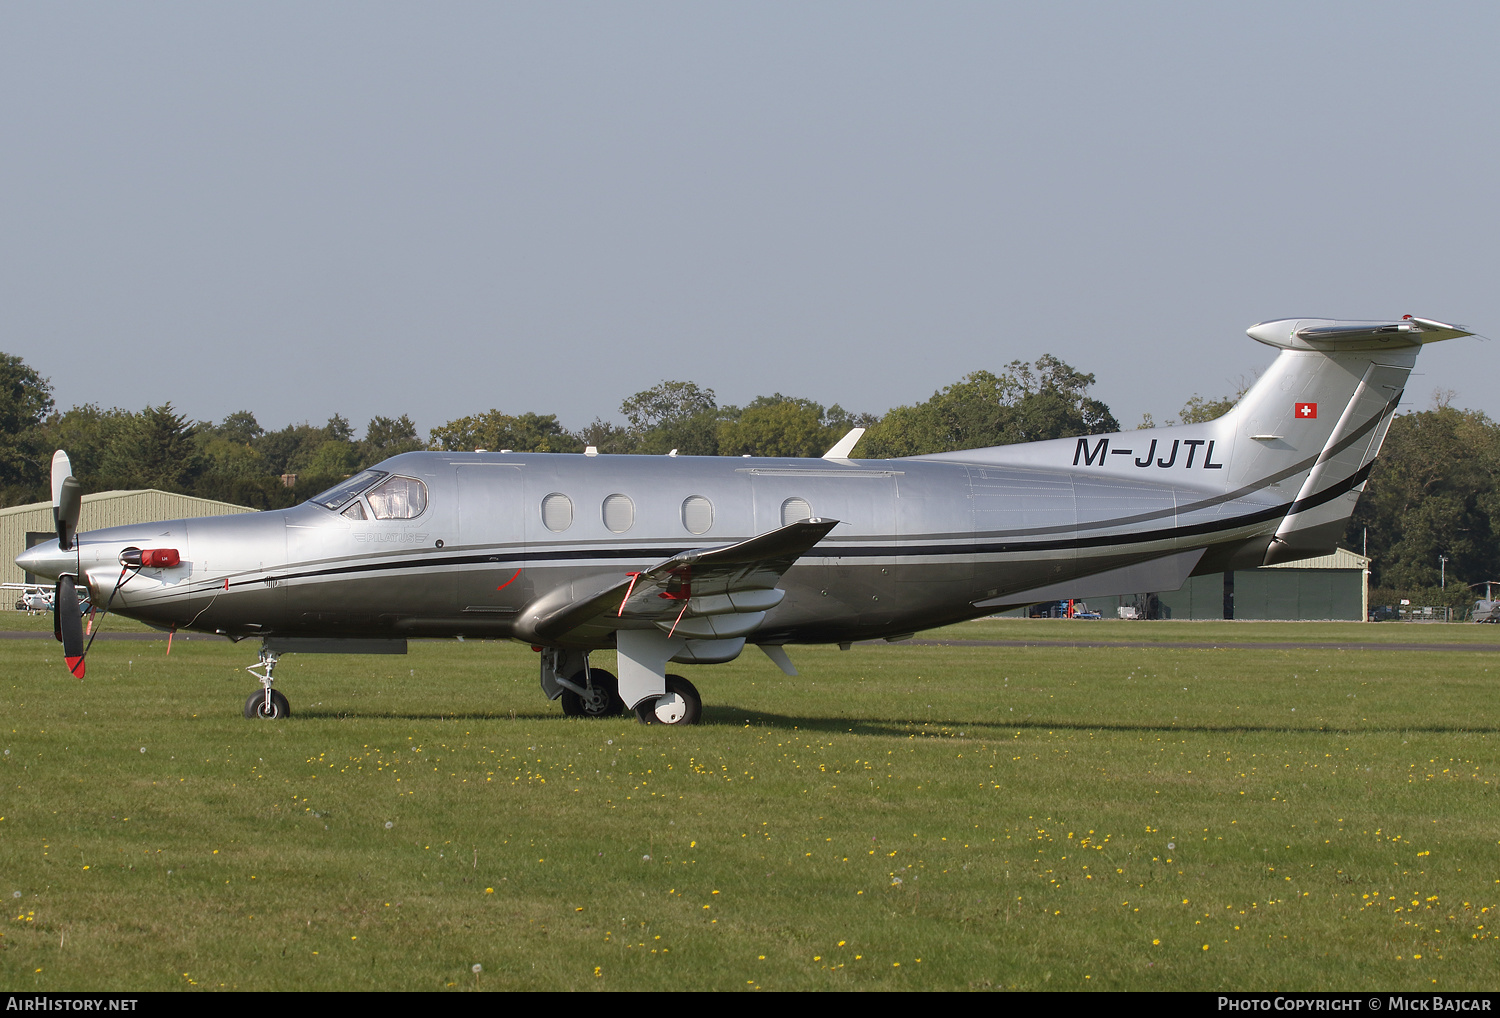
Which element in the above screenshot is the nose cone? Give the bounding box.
[16,539,73,582]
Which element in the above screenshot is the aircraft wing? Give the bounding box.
[523,518,839,644]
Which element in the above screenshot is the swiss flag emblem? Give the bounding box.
[1295,402,1317,419]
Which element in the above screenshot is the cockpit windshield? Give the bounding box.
[309,469,388,511]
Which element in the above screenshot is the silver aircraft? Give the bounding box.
[17,316,1475,724]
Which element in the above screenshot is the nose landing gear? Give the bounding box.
[243,647,290,719]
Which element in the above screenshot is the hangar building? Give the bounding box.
[1155,548,1371,621]
[2,490,256,589]
[1016,548,1372,622]
[1073,548,1372,621]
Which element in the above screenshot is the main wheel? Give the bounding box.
[244,690,290,719]
[635,674,702,726]
[560,668,623,718]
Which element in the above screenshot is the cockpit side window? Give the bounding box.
[310,469,388,511]
[341,501,368,521]
[366,475,429,520]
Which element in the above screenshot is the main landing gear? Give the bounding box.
[541,645,704,726]
[243,647,290,719]
[635,674,701,726]
[560,668,624,717]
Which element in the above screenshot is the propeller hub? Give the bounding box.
[15,540,75,583]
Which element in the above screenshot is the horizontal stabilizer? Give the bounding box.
[1248,316,1475,351]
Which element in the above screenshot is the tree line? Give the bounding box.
[1,351,1495,604]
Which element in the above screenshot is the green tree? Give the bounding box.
[39,404,136,494]
[254,416,357,480]
[716,394,873,458]
[302,439,361,478]
[619,381,720,455]
[718,400,828,458]
[862,355,1118,457]
[0,354,55,504]
[359,415,426,466]
[99,404,203,493]
[198,435,270,481]
[429,411,582,454]
[324,413,355,443]
[577,418,635,455]
[1177,393,1239,425]
[1349,405,1500,594]
[216,410,265,445]
[254,423,322,477]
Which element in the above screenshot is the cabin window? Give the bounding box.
[541,492,574,533]
[341,501,367,521]
[366,475,428,520]
[781,497,812,527]
[682,495,714,535]
[602,493,635,534]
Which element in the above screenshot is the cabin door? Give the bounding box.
[455,464,528,615]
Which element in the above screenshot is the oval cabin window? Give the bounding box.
[681,495,714,535]
[541,492,574,533]
[780,497,812,527]
[602,493,635,534]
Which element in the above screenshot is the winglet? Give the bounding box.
[822,428,865,460]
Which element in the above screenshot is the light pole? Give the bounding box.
[1440,554,1448,590]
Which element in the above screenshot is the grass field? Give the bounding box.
[3,618,1499,991]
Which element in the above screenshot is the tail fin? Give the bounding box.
[920,315,1475,564]
[1230,317,1472,562]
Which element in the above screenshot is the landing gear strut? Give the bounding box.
[243,647,290,719]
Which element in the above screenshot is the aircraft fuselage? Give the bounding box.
[24,446,1283,647]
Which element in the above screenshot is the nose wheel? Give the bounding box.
[245,689,290,719]
[243,647,290,719]
[635,674,701,726]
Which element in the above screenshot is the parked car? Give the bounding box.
[1368,605,1398,622]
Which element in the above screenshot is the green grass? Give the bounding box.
[0,610,159,634]
[933,617,1500,644]
[3,621,1499,990]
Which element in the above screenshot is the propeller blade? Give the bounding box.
[55,576,85,679]
[51,451,81,552]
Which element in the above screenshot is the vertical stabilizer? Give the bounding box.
[915,316,1473,564]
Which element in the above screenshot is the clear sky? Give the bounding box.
[2,2,1496,437]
